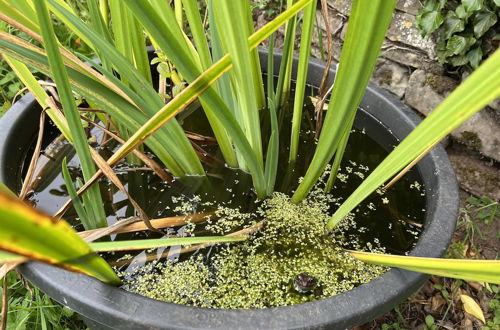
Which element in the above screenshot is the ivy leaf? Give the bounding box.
[417,10,444,36]
[442,11,465,39]
[448,54,469,66]
[446,35,468,55]
[462,0,484,12]
[416,0,447,36]
[473,10,497,38]
[467,46,483,68]
[422,0,447,11]
[455,5,469,19]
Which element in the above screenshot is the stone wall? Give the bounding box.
[308,0,500,162]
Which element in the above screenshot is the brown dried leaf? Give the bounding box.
[466,280,483,291]
[90,149,160,234]
[431,293,447,312]
[461,317,474,330]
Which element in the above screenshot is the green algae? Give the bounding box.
[120,188,387,309]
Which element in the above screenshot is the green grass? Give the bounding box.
[1,272,84,329]
[0,1,93,118]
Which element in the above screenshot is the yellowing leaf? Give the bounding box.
[460,294,485,323]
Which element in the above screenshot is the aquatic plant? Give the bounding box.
[0,0,499,298]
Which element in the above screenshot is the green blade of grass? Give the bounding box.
[147,0,241,170]
[174,0,183,27]
[0,0,38,32]
[0,191,120,284]
[328,49,500,229]
[244,2,266,110]
[124,0,266,195]
[275,0,297,109]
[90,235,248,252]
[264,130,279,195]
[34,0,106,229]
[183,0,212,70]
[0,251,25,264]
[267,33,276,106]
[184,0,238,168]
[0,35,186,176]
[87,0,113,71]
[289,0,317,163]
[214,1,264,168]
[183,0,238,168]
[264,33,279,195]
[120,0,314,198]
[61,158,91,230]
[99,0,109,28]
[0,182,16,197]
[108,0,151,83]
[2,55,71,140]
[206,0,239,167]
[49,0,203,175]
[349,250,500,284]
[292,0,398,203]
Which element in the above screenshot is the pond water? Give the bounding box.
[25,93,426,308]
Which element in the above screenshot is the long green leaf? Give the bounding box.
[264,33,279,195]
[48,0,203,176]
[132,0,241,171]
[108,0,151,83]
[0,0,38,33]
[87,0,113,71]
[349,251,500,284]
[35,0,106,229]
[243,2,266,110]
[0,33,186,176]
[0,191,120,284]
[328,49,500,229]
[206,0,239,168]
[61,158,91,230]
[275,0,297,109]
[214,1,264,168]
[289,0,317,163]
[2,54,72,140]
[325,126,350,192]
[0,182,16,197]
[183,0,239,168]
[292,0,398,203]
[90,235,248,252]
[183,0,212,70]
[120,0,314,198]
[0,251,25,264]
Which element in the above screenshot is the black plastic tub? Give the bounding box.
[0,50,458,329]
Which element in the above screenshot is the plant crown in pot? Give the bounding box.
[0,0,499,312]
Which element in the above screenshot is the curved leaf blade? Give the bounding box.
[328,49,500,229]
[90,235,248,252]
[0,191,120,284]
[349,250,500,284]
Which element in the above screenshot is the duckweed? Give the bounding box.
[120,188,387,309]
